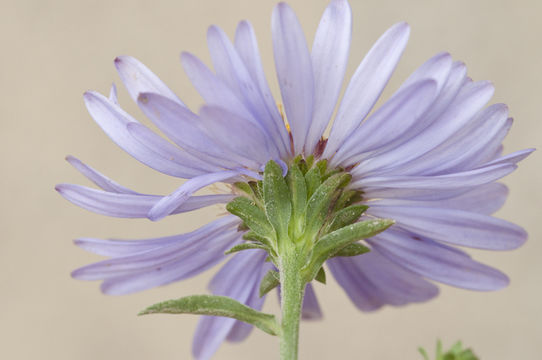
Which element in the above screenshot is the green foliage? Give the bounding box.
[259,270,281,297]
[139,295,280,336]
[419,340,479,360]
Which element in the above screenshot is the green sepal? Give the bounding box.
[334,189,363,210]
[419,340,479,360]
[226,197,275,240]
[263,160,291,241]
[315,267,326,284]
[234,181,262,207]
[304,167,322,199]
[304,173,352,240]
[324,204,369,234]
[225,243,270,255]
[419,347,430,360]
[303,219,394,281]
[139,295,280,336]
[286,163,307,241]
[316,159,327,176]
[333,242,370,257]
[259,270,280,297]
[243,230,275,253]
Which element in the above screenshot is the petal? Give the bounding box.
[305,0,352,155]
[361,80,494,173]
[234,20,291,157]
[333,80,437,166]
[323,22,410,158]
[108,83,118,104]
[180,52,254,122]
[483,148,535,167]
[302,282,323,320]
[193,250,268,359]
[136,93,245,169]
[368,228,509,291]
[114,55,184,106]
[354,163,516,191]
[83,91,201,178]
[328,251,438,311]
[371,182,509,215]
[55,183,233,218]
[126,122,220,173]
[388,103,509,175]
[65,155,139,194]
[207,25,284,157]
[148,170,242,221]
[272,2,314,155]
[74,216,239,257]
[367,205,527,250]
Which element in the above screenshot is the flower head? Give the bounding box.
[57,0,532,358]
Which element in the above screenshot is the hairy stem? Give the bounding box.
[279,247,305,360]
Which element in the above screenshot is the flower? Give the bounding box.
[57,0,532,358]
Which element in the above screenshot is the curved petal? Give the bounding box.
[272,2,314,155]
[324,22,410,158]
[368,228,509,291]
[234,20,291,157]
[305,0,352,155]
[333,80,437,166]
[55,184,233,218]
[328,251,438,311]
[65,155,139,194]
[114,55,184,106]
[368,205,527,250]
[83,91,202,178]
[148,170,242,221]
[207,25,284,157]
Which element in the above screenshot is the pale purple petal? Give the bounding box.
[302,282,322,320]
[368,229,509,291]
[332,80,437,166]
[272,2,314,155]
[114,55,185,106]
[108,83,118,104]
[368,205,527,250]
[148,170,242,221]
[55,184,233,218]
[83,91,201,178]
[371,182,509,215]
[323,22,410,158]
[65,155,139,194]
[305,0,352,155]
[207,25,284,157]
[328,251,438,311]
[234,20,291,158]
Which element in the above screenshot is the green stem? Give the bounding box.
[279,248,305,360]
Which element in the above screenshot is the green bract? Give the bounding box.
[227,159,394,285]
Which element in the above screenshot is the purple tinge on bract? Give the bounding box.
[57,0,532,358]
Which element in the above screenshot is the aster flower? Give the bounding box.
[57,0,532,359]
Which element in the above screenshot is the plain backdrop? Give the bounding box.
[1,0,541,359]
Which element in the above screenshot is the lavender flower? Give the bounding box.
[57,0,532,358]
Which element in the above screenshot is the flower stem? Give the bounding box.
[279,247,305,360]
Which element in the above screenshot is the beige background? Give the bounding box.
[1,0,541,359]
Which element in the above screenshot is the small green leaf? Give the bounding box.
[227,197,275,240]
[225,243,269,255]
[315,267,326,284]
[303,218,394,281]
[316,159,327,175]
[139,295,280,336]
[263,161,291,241]
[286,163,307,240]
[259,270,280,297]
[333,242,370,257]
[324,204,368,234]
[304,173,351,239]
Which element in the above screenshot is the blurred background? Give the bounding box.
[1,0,541,358]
